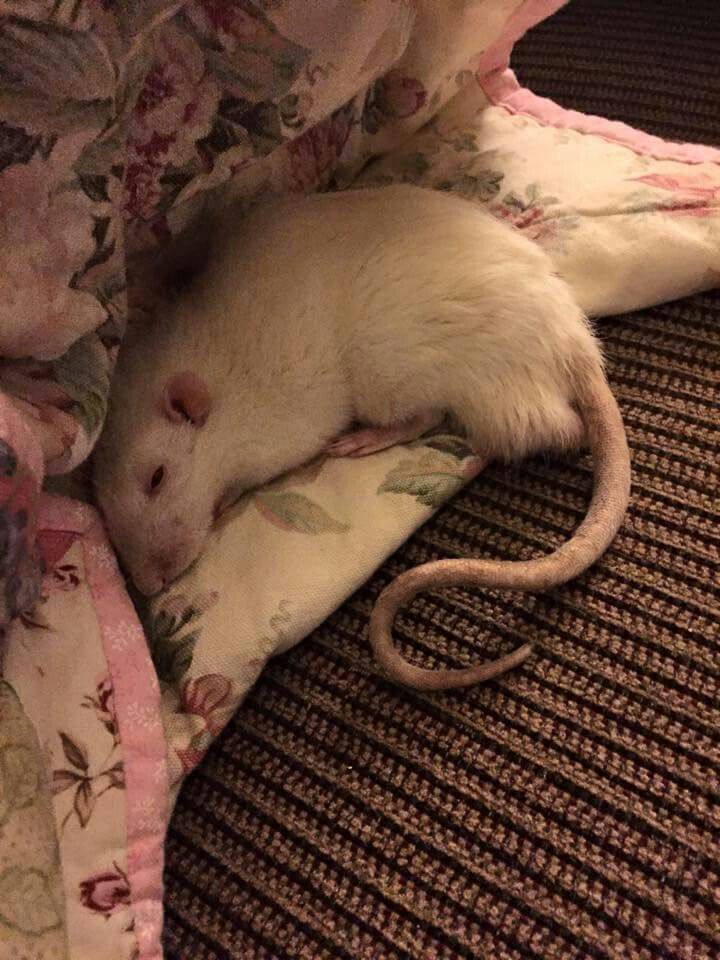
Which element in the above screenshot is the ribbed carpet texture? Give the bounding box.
[164,2,720,957]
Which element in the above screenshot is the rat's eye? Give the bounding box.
[147,466,165,496]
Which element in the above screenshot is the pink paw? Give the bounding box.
[326,426,398,458]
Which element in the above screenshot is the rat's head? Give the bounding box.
[94,368,228,597]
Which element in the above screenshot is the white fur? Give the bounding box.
[95,185,602,595]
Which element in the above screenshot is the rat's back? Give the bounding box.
[194,183,558,352]
[260,185,598,461]
[157,184,598,461]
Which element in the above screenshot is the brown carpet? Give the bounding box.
[511,0,720,147]
[163,2,720,958]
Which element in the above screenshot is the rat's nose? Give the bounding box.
[133,567,166,597]
[151,551,190,591]
[154,555,176,589]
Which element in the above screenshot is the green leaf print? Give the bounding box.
[147,608,201,689]
[0,744,40,812]
[0,867,62,935]
[157,165,196,215]
[419,433,476,460]
[269,453,329,490]
[196,4,310,104]
[145,589,219,691]
[500,184,560,213]
[254,490,349,534]
[52,334,110,438]
[397,151,431,180]
[77,173,109,203]
[58,733,88,773]
[51,769,82,796]
[73,779,96,828]
[157,632,199,688]
[0,682,67,945]
[0,16,114,137]
[437,169,504,203]
[501,190,525,210]
[451,132,479,153]
[0,120,53,171]
[378,450,471,508]
[368,151,432,184]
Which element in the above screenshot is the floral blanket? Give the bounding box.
[0,1,719,957]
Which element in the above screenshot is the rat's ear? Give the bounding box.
[162,371,211,427]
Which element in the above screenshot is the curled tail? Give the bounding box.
[368,372,631,691]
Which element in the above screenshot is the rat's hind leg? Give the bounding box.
[326,411,442,458]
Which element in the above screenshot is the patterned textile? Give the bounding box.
[0,1,718,957]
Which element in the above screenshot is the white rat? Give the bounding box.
[94,185,630,689]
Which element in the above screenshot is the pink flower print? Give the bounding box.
[132,131,176,164]
[123,24,220,226]
[287,103,353,192]
[632,173,720,199]
[37,529,79,570]
[51,562,81,591]
[96,676,117,728]
[364,72,427,134]
[79,864,130,915]
[188,0,291,60]
[176,734,212,774]
[180,673,232,735]
[631,173,720,218]
[492,203,557,245]
[122,160,163,223]
[375,72,427,120]
[83,675,119,742]
[130,25,219,154]
[191,0,264,45]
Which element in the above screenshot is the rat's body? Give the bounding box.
[95,185,630,688]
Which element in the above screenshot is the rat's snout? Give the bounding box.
[133,520,200,596]
[154,552,185,589]
[151,544,193,590]
[135,550,192,597]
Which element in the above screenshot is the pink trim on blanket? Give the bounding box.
[482,69,720,164]
[38,495,169,960]
[476,0,720,165]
